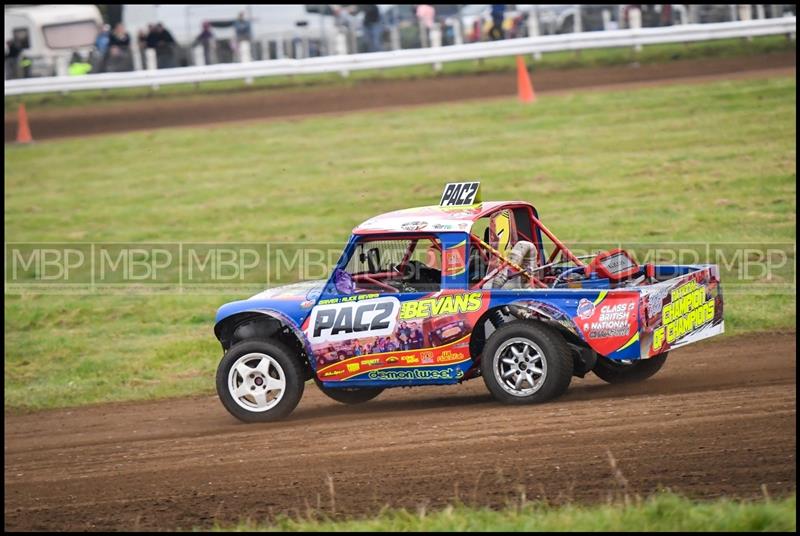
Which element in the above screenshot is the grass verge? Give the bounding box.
[4,75,796,411]
[4,35,794,112]
[213,492,796,532]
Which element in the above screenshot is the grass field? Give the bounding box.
[4,35,794,112]
[216,493,796,532]
[4,74,796,411]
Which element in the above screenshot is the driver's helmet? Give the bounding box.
[489,210,514,254]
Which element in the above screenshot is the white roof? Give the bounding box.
[5,5,101,26]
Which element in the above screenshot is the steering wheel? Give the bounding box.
[391,262,414,279]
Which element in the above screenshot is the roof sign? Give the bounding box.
[439,181,481,207]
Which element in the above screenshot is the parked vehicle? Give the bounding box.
[121,4,338,62]
[213,183,725,422]
[4,4,102,77]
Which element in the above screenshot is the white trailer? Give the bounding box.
[4,4,102,77]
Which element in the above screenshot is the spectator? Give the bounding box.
[94,24,111,60]
[153,22,177,68]
[359,5,383,52]
[233,11,252,42]
[68,51,92,76]
[93,24,110,72]
[489,4,506,40]
[416,4,435,47]
[416,4,435,29]
[106,23,132,72]
[108,23,131,50]
[332,5,359,54]
[660,4,673,26]
[145,24,158,49]
[5,39,22,79]
[193,21,215,65]
[136,28,148,49]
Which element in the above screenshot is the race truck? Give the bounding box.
[213,182,724,422]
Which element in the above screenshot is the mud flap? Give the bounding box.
[568,343,597,378]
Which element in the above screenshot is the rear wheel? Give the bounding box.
[592,352,668,384]
[314,377,384,404]
[216,339,305,423]
[481,320,573,404]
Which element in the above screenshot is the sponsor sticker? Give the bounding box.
[436,350,465,363]
[577,298,595,320]
[651,280,716,352]
[440,182,481,206]
[573,292,638,355]
[400,292,482,320]
[401,220,428,231]
[367,368,464,381]
[307,297,400,343]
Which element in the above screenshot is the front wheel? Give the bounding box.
[313,377,384,404]
[481,320,574,404]
[216,339,305,423]
[592,352,669,384]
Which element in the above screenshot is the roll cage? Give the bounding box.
[340,202,589,293]
[466,203,586,290]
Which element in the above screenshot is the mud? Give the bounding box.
[4,52,795,142]
[4,331,796,531]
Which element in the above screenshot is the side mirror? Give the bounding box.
[333,268,355,295]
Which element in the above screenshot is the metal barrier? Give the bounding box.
[4,17,795,96]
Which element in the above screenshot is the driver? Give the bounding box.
[488,240,538,289]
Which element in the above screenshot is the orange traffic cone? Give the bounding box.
[17,103,32,144]
[516,56,536,103]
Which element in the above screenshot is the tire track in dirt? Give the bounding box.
[4,331,795,531]
[4,52,795,143]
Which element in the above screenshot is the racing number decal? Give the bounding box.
[308,297,400,343]
[440,182,481,206]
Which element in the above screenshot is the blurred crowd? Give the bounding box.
[5,4,795,79]
[84,12,251,73]
[36,11,253,76]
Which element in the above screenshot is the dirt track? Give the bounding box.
[4,331,796,531]
[4,51,796,142]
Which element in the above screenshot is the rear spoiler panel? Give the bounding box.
[638,265,724,358]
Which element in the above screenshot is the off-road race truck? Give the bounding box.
[213,182,724,422]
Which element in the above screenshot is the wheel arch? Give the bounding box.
[214,309,314,379]
[469,300,593,375]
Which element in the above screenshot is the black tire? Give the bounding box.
[313,377,384,404]
[216,339,305,423]
[592,352,669,384]
[481,320,574,405]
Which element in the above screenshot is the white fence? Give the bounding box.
[5,17,795,96]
